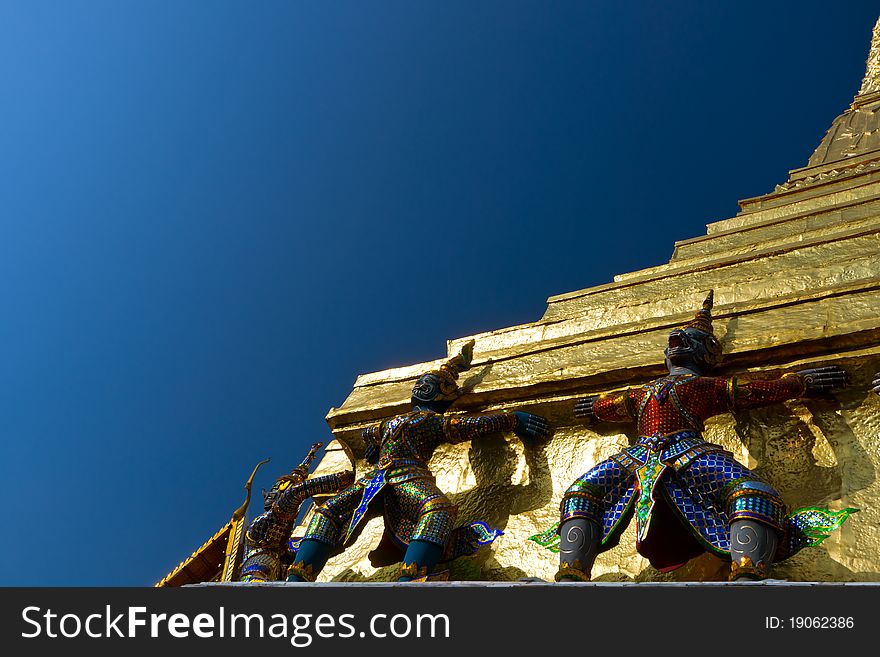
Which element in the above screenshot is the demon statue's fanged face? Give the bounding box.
[260,442,324,511]
[410,340,475,412]
[664,327,722,373]
[262,472,305,510]
[412,373,442,403]
[662,290,722,374]
[411,373,454,413]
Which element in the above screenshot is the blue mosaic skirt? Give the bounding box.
[552,434,785,570]
[531,432,856,570]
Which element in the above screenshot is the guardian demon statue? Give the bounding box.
[240,443,354,582]
[287,340,550,582]
[531,292,855,581]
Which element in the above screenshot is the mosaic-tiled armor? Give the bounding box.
[240,443,354,582]
[288,341,550,582]
[531,292,855,581]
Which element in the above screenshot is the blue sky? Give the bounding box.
[1,1,877,585]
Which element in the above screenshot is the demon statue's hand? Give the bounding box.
[795,365,849,395]
[364,443,380,465]
[338,470,356,489]
[872,372,880,395]
[512,411,550,441]
[573,395,600,422]
[459,340,475,370]
[362,425,381,465]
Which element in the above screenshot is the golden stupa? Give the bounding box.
[159,16,880,585]
[295,16,880,583]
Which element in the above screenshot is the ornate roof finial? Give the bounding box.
[231,458,270,521]
[857,16,880,97]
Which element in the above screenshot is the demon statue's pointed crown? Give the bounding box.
[291,442,323,477]
[685,290,715,334]
[262,442,323,510]
[411,340,475,403]
[666,291,723,369]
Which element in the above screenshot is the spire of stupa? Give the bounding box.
[856,16,880,97]
[797,16,880,169]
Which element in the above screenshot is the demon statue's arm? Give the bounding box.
[282,472,355,513]
[574,388,644,424]
[718,365,849,412]
[871,371,880,395]
[441,410,550,444]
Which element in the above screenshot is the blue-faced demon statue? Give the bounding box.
[240,443,354,582]
[531,291,856,581]
[287,340,550,582]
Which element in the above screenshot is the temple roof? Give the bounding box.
[155,459,268,586]
[154,522,232,587]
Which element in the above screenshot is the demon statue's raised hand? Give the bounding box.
[287,340,550,582]
[240,443,354,582]
[530,291,856,582]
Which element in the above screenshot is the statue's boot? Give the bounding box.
[554,518,600,582]
[729,519,778,581]
[286,539,332,582]
[398,539,444,582]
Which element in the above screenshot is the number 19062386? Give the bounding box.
[790,617,854,629]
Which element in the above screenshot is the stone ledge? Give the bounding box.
[194,581,880,588]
